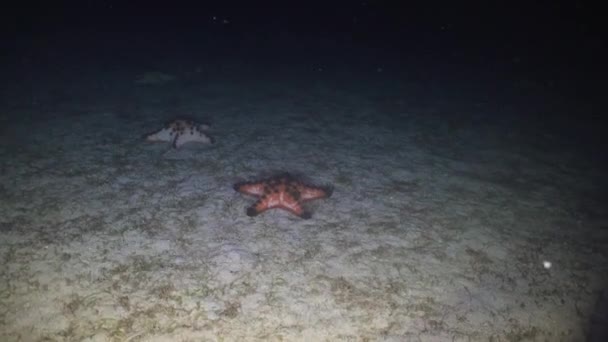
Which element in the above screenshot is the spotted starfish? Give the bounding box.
[145,118,214,148]
[234,173,333,219]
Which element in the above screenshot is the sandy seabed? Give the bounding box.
[1,67,607,342]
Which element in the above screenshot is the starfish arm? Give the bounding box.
[234,182,266,196]
[248,193,309,218]
[145,128,168,142]
[144,130,157,141]
[247,198,274,216]
[300,185,333,201]
[177,131,213,147]
[277,193,308,218]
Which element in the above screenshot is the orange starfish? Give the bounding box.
[233,173,333,219]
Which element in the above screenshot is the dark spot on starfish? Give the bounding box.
[289,190,301,200]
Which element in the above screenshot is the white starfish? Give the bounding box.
[145,119,214,148]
